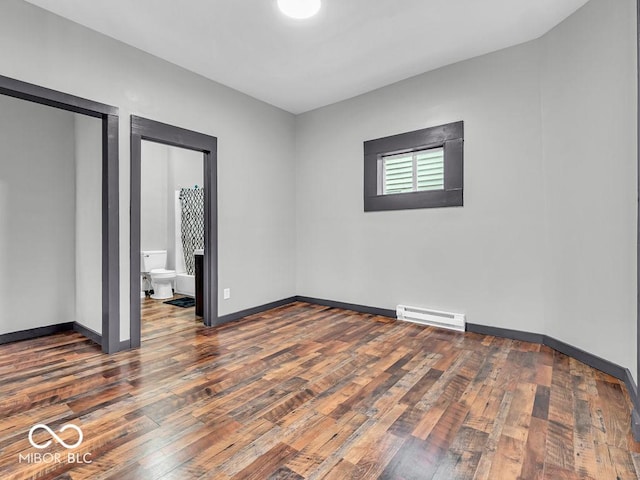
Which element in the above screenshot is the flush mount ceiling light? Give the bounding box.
[277,0,321,19]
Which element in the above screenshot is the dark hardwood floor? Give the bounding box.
[0,299,639,479]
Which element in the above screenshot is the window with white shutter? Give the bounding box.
[381,147,444,195]
[364,121,463,211]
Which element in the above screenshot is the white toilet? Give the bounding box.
[141,250,176,300]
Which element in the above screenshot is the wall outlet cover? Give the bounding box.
[223,288,230,300]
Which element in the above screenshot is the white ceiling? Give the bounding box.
[23,0,589,114]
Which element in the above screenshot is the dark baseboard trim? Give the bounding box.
[626,369,639,443]
[468,322,637,398]
[0,322,106,349]
[216,297,298,325]
[545,336,640,441]
[467,323,633,387]
[295,296,396,318]
[215,295,395,327]
[543,335,627,382]
[466,323,544,344]
[0,323,74,345]
[624,368,639,415]
[633,408,640,440]
[118,340,131,352]
[73,322,102,346]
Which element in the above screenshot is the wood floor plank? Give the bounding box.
[0,300,636,480]
[470,390,513,480]
[487,434,526,480]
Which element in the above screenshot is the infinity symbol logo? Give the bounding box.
[28,424,83,449]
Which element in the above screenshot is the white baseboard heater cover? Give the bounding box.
[396,305,465,332]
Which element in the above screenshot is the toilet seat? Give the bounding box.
[150,268,176,279]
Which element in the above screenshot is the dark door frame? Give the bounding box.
[129,115,218,347]
[635,0,640,437]
[0,74,120,353]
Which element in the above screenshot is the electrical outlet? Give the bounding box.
[223,288,231,300]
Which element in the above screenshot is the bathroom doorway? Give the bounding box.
[130,116,217,348]
[140,142,203,327]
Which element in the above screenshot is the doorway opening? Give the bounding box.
[0,75,120,353]
[129,116,217,348]
[140,142,203,334]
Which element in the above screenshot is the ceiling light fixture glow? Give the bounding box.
[277,0,321,19]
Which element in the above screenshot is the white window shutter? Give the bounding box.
[416,148,444,191]
[382,147,444,194]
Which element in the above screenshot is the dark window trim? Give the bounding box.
[364,121,463,211]
[0,74,120,353]
[129,115,218,349]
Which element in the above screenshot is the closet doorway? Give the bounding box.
[0,75,119,353]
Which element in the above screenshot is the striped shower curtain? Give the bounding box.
[179,187,204,275]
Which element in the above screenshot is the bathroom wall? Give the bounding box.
[0,0,297,341]
[140,141,169,254]
[74,114,103,335]
[166,146,203,272]
[0,94,76,335]
[140,140,202,272]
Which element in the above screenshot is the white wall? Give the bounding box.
[0,94,76,334]
[0,0,297,341]
[74,114,103,334]
[295,0,637,378]
[540,0,637,374]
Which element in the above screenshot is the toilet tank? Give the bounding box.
[141,250,167,272]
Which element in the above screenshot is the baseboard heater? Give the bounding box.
[396,305,466,332]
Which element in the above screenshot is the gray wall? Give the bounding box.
[0,94,76,334]
[295,0,637,378]
[540,0,637,374]
[296,39,546,332]
[74,114,103,334]
[0,0,297,340]
[140,141,169,254]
